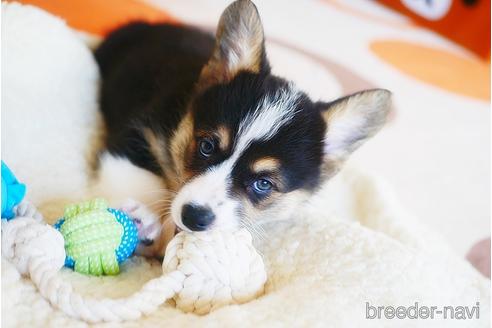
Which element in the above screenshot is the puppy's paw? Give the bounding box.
[119,198,163,257]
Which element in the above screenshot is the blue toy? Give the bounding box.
[2,162,139,276]
[1,161,26,220]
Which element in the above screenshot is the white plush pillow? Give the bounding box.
[1,2,100,217]
[1,3,489,327]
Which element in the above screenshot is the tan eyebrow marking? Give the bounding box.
[195,126,230,152]
[251,157,280,173]
[216,125,230,151]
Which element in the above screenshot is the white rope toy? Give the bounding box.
[1,215,267,323]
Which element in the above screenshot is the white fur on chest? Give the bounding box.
[91,153,167,209]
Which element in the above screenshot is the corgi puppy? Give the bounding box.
[93,0,391,257]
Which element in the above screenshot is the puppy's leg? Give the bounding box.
[90,152,175,257]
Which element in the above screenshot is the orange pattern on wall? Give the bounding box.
[371,40,490,100]
[8,0,178,36]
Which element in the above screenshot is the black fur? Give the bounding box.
[95,23,215,174]
[95,22,326,201]
[94,0,391,236]
[191,71,325,196]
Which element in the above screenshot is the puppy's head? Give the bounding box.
[170,0,391,232]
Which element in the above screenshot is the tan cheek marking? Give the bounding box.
[182,141,196,182]
[251,157,280,173]
[169,112,194,188]
[143,128,182,191]
[143,128,168,168]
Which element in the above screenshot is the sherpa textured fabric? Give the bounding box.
[1,2,490,328]
[10,0,491,256]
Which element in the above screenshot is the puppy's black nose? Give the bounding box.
[181,203,215,231]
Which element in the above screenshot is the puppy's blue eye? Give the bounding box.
[198,138,215,157]
[252,178,273,193]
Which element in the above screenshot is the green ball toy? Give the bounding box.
[54,198,139,276]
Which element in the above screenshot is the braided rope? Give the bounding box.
[1,217,266,323]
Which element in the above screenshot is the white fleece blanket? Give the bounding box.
[1,3,489,327]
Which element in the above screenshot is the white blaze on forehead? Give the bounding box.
[234,84,301,158]
[171,84,301,231]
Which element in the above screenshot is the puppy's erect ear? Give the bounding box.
[320,89,391,170]
[199,0,268,88]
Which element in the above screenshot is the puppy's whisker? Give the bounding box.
[147,199,174,207]
[155,204,173,211]
[157,209,173,218]
[154,206,172,212]
[138,188,173,196]
[242,216,267,241]
[240,217,265,242]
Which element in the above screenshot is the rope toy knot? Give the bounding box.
[163,229,267,314]
[2,217,65,275]
[1,207,267,322]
